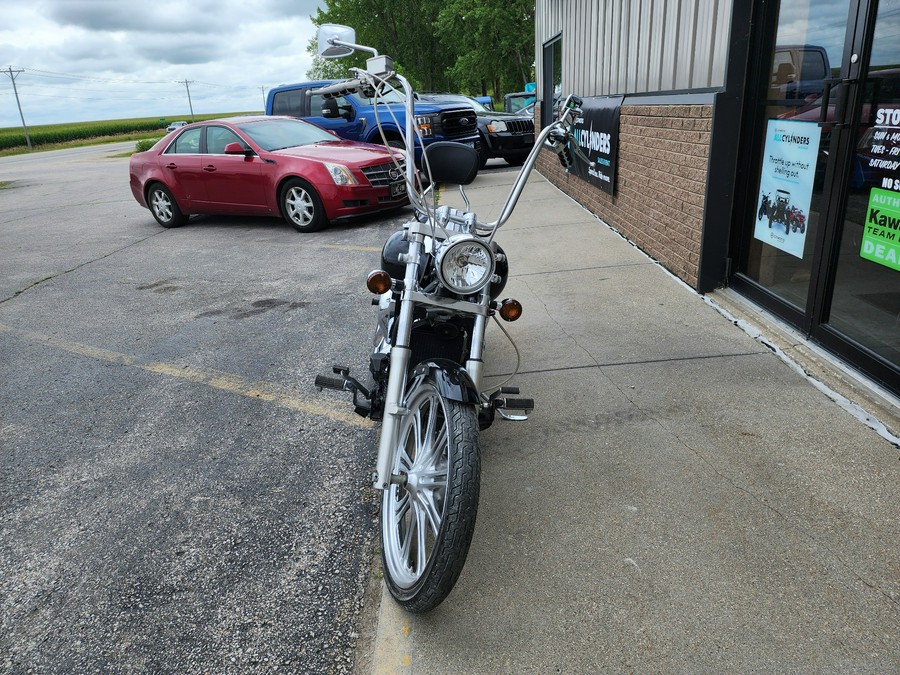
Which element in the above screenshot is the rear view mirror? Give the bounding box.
[318,24,356,58]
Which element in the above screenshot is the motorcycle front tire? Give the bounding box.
[380,374,481,613]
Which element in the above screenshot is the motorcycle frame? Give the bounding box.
[312,42,588,489]
[369,80,574,490]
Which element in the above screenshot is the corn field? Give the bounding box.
[0,113,252,152]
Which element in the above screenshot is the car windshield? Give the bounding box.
[234,118,337,151]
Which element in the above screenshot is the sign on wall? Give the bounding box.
[570,95,624,195]
[753,119,822,259]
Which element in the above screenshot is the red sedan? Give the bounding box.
[129,115,409,232]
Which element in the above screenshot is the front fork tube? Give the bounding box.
[465,288,490,393]
[372,239,423,490]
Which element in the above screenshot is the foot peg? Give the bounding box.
[489,387,534,421]
[315,365,371,417]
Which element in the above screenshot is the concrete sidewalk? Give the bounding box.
[364,168,900,673]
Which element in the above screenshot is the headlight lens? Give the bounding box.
[323,162,358,185]
[487,119,508,133]
[416,114,436,137]
[435,235,495,295]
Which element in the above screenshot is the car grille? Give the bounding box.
[438,108,478,138]
[362,160,406,187]
[506,119,535,135]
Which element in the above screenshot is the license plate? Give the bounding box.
[390,181,407,197]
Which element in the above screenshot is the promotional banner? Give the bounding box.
[753,119,822,259]
[570,95,623,195]
[862,187,900,272]
[858,107,900,273]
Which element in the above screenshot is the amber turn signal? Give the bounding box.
[367,270,393,295]
[498,298,522,321]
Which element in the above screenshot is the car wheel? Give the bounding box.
[280,178,326,233]
[147,183,188,228]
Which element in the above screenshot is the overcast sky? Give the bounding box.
[0,0,327,128]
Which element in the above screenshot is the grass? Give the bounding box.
[0,113,257,157]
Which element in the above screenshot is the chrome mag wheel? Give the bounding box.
[381,375,480,613]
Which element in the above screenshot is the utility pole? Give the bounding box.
[181,79,195,121]
[260,86,266,109]
[4,67,32,150]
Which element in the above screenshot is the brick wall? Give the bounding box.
[536,102,714,289]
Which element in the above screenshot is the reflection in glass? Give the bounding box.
[827,0,900,366]
[743,0,843,310]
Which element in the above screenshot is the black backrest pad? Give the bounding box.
[423,141,479,185]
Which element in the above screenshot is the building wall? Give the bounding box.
[534,0,732,289]
[536,101,714,289]
[536,0,734,98]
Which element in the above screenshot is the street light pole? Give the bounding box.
[4,66,32,150]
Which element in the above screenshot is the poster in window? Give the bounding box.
[858,106,900,272]
[754,119,822,259]
[570,95,623,195]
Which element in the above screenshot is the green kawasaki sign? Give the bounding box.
[862,188,900,272]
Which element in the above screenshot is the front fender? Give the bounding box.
[410,359,480,405]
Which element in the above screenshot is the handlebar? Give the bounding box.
[306,79,364,99]
[311,66,593,240]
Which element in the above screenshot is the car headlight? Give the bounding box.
[487,119,508,133]
[416,114,436,137]
[435,235,496,295]
[323,162,358,185]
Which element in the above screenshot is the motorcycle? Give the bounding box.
[312,24,593,613]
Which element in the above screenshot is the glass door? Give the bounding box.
[816,0,900,384]
[738,0,849,319]
[734,0,900,394]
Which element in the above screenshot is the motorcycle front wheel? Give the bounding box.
[381,375,480,613]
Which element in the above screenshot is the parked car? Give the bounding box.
[165,121,188,132]
[416,93,535,167]
[504,91,536,114]
[265,80,480,167]
[130,115,409,232]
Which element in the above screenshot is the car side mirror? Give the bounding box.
[321,98,341,118]
[224,142,252,156]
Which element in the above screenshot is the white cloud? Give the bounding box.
[0,0,326,127]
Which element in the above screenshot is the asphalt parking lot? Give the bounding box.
[0,141,469,672]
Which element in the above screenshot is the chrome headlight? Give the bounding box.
[435,235,495,295]
[487,119,508,133]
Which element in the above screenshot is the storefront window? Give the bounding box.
[826,0,900,367]
[542,36,562,127]
[743,0,846,312]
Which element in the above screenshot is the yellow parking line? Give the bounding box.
[0,323,372,429]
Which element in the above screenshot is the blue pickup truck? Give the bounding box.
[265,80,481,164]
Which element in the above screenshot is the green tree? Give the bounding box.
[306,0,535,102]
[436,0,535,101]
[308,0,458,91]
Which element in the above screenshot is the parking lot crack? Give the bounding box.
[0,232,165,305]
